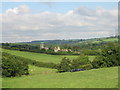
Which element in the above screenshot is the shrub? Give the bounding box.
[57,55,93,72]
[2,52,29,77]
[71,55,91,69]
[80,64,93,70]
[92,56,107,68]
[57,57,71,72]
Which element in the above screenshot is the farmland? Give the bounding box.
[1,1,119,88]
[2,49,96,63]
[2,49,78,63]
[2,65,118,88]
[1,36,119,88]
[1,48,118,88]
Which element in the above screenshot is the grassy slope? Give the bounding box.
[2,49,78,63]
[2,66,118,88]
[102,38,118,42]
[2,49,95,63]
[92,38,118,44]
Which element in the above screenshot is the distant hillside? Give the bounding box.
[22,39,85,45]
[22,36,118,45]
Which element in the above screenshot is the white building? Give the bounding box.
[54,46,60,52]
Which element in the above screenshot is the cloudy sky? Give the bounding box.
[0,2,118,43]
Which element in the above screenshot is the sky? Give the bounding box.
[0,2,118,43]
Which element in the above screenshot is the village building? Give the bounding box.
[54,46,72,53]
[40,43,44,49]
[40,43,49,50]
[54,46,60,52]
[40,43,72,53]
[61,49,68,52]
[61,49,72,52]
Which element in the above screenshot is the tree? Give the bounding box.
[57,57,71,72]
[92,43,119,68]
[71,55,92,69]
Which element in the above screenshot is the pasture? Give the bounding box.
[92,38,118,44]
[2,66,118,88]
[1,48,118,88]
[2,49,78,63]
[2,49,95,63]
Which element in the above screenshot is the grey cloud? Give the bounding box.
[73,6,95,16]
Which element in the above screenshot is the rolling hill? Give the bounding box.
[19,36,118,45]
[2,66,118,88]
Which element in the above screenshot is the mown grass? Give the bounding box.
[2,66,118,88]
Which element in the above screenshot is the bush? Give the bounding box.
[71,55,91,69]
[57,57,71,72]
[92,56,107,68]
[2,52,29,77]
[80,64,93,70]
[57,55,93,72]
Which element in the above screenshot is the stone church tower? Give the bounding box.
[40,43,44,49]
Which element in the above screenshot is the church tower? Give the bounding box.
[40,43,44,49]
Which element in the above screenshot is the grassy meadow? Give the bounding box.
[2,49,79,63]
[1,48,118,88]
[2,66,118,88]
[2,49,95,63]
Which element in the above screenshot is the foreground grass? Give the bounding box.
[29,65,57,75]
[2,66,118,88]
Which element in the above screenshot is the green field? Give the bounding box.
[2,49,79,63]
[2,49,117,88]
[92,38,118,44]
[2,65,118,88]
[2,49,95,63]
[102,38,118,42]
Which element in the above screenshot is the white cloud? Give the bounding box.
[6,8,19,14]
[1,5,118,42]
[5,5,31,14]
